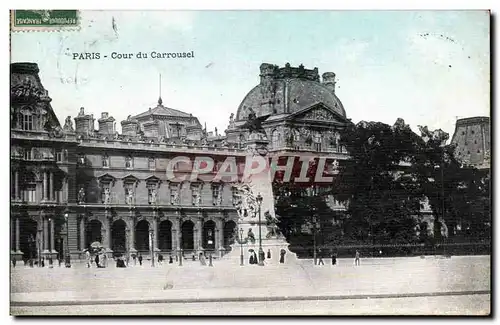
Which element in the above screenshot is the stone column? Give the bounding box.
[153,216,159,251]
[105,217,111,250]
[196,219,203,252]
[49,171,54,201]
[129,217,136,253]
[79,216,86,251]
[50,218,55,253]
[63,177,68,203]
[43,217,49,252]
[10,219,14,252]
[171,223,177,252]
[215,219,223,252]
[42,171,48,201]
[14,170,19,200]
[16,218,20,252]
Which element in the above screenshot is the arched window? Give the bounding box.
[272,129,281,148]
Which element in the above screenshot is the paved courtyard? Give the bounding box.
[10,255,490,315]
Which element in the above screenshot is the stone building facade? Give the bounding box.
[10,62,247,262]
[11,62,452,263]
[451,116,490,169]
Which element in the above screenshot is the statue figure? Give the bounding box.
[193,191,201,206]
[63,116,74,132]
[150,189,157,204]
[229,113,235,128]
[265,211,281,239]
[240,107,270,141]
[247,228,256,244]
[78,107,85,117]
[221,139,228,148]
[233,183,257,220]
[77,187,86,204]
[127,188,134,205]
[104,188,111,204]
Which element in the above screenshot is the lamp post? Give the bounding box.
[312,209,317,265]
[64,213,71,267]
[256,193,264,266]
[239,228,244,266]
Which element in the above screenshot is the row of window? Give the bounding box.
[96,182,228,206]
[80,154,229,171]
[18,148,66,162]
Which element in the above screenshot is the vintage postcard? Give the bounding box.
[9,10,491,316]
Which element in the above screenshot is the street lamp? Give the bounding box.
[239,228,244,266]
[312,208,318,265]
[64,213,71,268]
[256,193,264,266]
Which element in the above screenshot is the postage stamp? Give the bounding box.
[10,10,79,32]
[9,10,490,316]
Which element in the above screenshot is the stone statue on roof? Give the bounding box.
[241,107,270,141]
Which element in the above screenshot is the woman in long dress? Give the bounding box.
[199,252,207,266]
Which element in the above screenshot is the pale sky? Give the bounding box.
[11,10,490,140]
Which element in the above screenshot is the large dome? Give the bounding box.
[236,63,346,121]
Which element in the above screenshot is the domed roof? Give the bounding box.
[236,63,346,121]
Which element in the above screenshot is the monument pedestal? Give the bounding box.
[220,135,298,266]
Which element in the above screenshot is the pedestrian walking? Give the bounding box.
[258,248,265,264]
[138,253,143,266]
[354,250,360,266]
[169,255,173,264]
[95,254,100,267]
[279,249,286,264]
[12,258,16,268]
[85,250,91,268]
[331,252,337,266]
[317,249,324,265]
[267,249,271,259]
[199,252,207,266]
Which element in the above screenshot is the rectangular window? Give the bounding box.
[23,114,33,131]
[24,149,32,160]
[56,151,63,162]
[232,187,239,206]
[212,185,223,206]
[148,188,153,204]
[148,158,155,170]
[314,143,322,152]
[125,156,133,169]
[26,185,36,202]
[101,184,111,204]
[102,155,109,168]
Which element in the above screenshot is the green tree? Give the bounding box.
[332,119,423,245]
[412,126,491,243]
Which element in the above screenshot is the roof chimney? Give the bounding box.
[322,72,336,93]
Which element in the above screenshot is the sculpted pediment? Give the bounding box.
[287,104,347,124]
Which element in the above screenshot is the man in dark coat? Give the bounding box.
[331,253,337,265]
[138,253,143,266]
[279,249,286,264]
